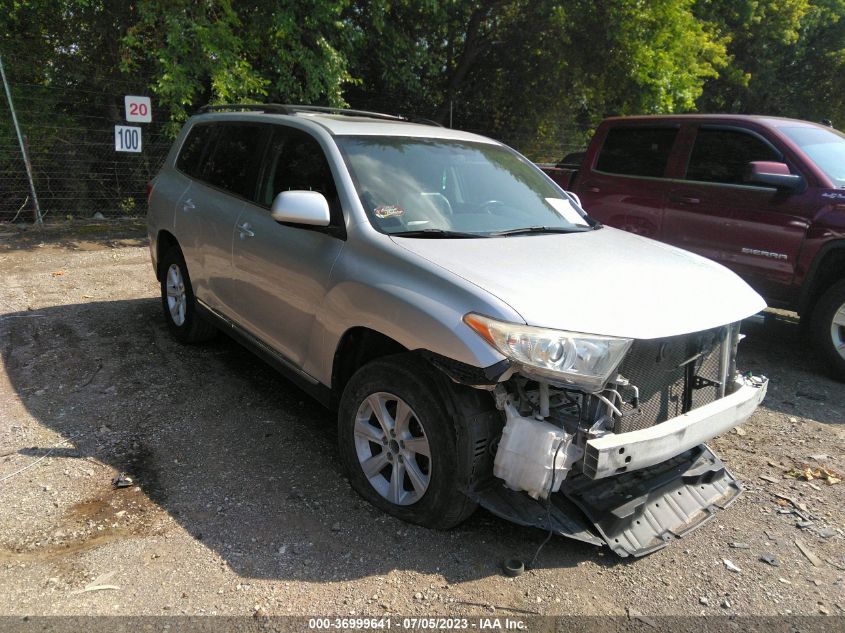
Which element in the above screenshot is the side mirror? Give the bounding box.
[746,161,801,190]
[270,191,331,226]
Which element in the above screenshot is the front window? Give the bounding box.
[780,126,845,188]
[336,136,591,236]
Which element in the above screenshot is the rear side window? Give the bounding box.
[686,128,781,185]
[596,127,677,178]
[201,125,266,199]
[175,124,213,177]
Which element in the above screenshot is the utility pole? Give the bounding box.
[0,53,43,227]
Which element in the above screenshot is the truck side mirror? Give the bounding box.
[746,161,802,190]
[270,190,331,226]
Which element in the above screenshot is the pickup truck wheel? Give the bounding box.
[811,279,845,380]
[159,247,217,344]
[338,354,480,529]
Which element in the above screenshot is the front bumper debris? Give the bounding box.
[468,443,742,557]
[583,375,768,479]
[564,444,742,557]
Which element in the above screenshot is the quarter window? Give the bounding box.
[686,128,781,185]
[596,127,678,178]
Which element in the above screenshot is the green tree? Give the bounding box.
[122,0,353,132]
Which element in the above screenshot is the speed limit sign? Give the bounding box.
[124,95,152,123]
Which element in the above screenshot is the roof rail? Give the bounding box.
[196,103,293,115]
[195,103,444,127]
[288,105,405,122]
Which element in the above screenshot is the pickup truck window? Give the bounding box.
[686,128,780,186]
[595,127,677,178]
[780,126,845,188]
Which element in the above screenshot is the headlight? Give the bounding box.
[464,313,632,392]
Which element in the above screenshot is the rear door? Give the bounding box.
[577,125,679,238]
[662,126,811,301]
[230,126,345,367]
[174,122,267,312]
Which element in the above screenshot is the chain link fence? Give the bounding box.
[1,78,592,225]
[1,78,172,224]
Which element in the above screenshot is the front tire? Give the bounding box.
[159,246,216,344]
[810,279,845,381]
[338,354,493,529]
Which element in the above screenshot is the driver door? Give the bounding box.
[229,126,345,367]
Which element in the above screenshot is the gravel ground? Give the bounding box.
[0,222,843,621]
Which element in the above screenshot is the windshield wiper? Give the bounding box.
[391,229,489,239]
[489,225,592,237]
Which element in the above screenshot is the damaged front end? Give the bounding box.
[462,317,768,557]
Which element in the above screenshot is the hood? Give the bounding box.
[392,227,766,340]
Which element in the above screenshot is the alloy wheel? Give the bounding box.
[353,392,431,506]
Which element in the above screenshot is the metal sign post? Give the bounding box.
[0,53,43,227]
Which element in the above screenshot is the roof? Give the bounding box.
[601,113,826,129]
[191,104,498,143]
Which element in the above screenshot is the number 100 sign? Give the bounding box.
[115,125,142,153]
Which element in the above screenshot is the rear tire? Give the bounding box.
[810,279,845,381]
[338,354,497,529]
[159,246,217,344]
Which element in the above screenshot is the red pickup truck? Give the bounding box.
[542,115,845,379]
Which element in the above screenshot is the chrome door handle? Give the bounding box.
[182,199,196,212]
[237,222,255,239]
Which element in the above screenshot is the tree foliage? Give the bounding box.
[1,0,844,152]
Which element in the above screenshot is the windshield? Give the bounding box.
[336,136,591,236]
[780,126,845,188]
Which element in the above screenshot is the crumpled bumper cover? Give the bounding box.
[583,375,768,480]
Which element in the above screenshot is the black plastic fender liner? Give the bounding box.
[465,480,605,547]
[467,444,741,558]
[417,349,512,386]
[563,444,742,557]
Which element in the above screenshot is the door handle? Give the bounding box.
[237,222,255,239]
[584,186,601,193]
[669,195,700,205]
[182,198,196,212]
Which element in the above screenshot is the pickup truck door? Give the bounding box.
[577,125,680,238]
[230,126,345,368]
[662,126,811,302]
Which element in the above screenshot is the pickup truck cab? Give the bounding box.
[543,115,845,379]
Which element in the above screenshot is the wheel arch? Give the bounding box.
[155,230,180,281]
[799,240,845,317]
[331,327,409,395]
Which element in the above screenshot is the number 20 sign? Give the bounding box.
[124,95,152,123]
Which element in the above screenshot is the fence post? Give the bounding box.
[0,53,43,227]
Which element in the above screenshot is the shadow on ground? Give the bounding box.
[3,298,841,582]
[1,298,599,582]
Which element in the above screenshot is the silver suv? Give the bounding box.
[148,105,768,557]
